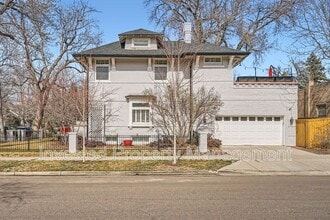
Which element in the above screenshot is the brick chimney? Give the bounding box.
[184,22,192,44]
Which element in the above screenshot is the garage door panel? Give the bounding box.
[215,116,282,145]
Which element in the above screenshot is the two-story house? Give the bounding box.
[73,27,298,146]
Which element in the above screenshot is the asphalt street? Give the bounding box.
[0,175,329,219]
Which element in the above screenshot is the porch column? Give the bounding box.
[195,56,200,69]
[228,56,235,69]
[88,57,93,72]
[170,57,175,71]
[111,58,116,71]
[147,58,152,71]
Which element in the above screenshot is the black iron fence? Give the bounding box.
[0,131,200,152]
[0,131,70,152]
[86,133,198,150]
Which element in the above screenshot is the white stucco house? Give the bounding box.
[73,27,298,146]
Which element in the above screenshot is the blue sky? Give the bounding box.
[91,0,294,77]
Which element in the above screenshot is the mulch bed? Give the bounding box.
[293,146,330,154]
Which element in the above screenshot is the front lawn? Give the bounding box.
[0,160,231,172]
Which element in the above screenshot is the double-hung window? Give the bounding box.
[131,102,151,126]
[95,59,110,80]
[154,60,167,80]
[204,57,223,67]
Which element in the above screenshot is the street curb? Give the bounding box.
[0,170,217,176]
[0,170,330,176]
[217,170,330,176]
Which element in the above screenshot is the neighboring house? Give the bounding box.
[298,81,330,118]
[296,81,330,148]
[73,27,298,146]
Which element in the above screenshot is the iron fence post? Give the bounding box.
[157,133,160,151]
[28,135,30,151]
[116,134,119,149]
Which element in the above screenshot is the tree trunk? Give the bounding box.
[32,106,44,130]
[0,85,4,134]
[32,90,49,130]
[0,104,4,134]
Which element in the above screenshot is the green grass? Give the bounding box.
[0,160,231,172]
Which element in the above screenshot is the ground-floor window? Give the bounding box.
[130,102,152,127]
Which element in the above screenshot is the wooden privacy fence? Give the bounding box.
[296,117,330,148]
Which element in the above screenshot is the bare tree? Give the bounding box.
[43,70,84,131]
[0,0,16,39]
[145,0,299,62]
[144,41,222,144]
[0,34,17,132]
[0,70,10,133]
[292,0,330,60]
[1,0,101,130]
[44,68,118,134]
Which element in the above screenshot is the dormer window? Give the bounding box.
[132,38,150,47]
[204,56,223,67]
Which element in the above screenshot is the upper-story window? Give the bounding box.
[154,60,167,80]
[204,56,223,67]
[95,59,110,80]
[317,104,326,117]
[132,38,150,47]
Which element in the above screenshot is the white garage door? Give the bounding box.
[214,116,283,145]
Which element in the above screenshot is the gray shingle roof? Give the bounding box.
[118,28,162,36]
[73,28,250,58]
[73,41,166,57]
[73,41,250,58]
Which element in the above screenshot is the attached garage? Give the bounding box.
[214,116,283,145]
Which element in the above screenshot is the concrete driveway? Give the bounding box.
[219,145,330,175]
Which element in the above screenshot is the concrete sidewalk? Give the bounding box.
[219,146,330,175]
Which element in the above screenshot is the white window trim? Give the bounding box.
[128,100,152,127]
[204,56,224,67]
[132,38,150,48]
[154,59,168,81]
[95,59,110,81]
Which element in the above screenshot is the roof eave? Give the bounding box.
[195,51,250,56]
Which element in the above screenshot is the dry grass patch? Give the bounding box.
[0,160,231,172]
[0,152,40,157]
